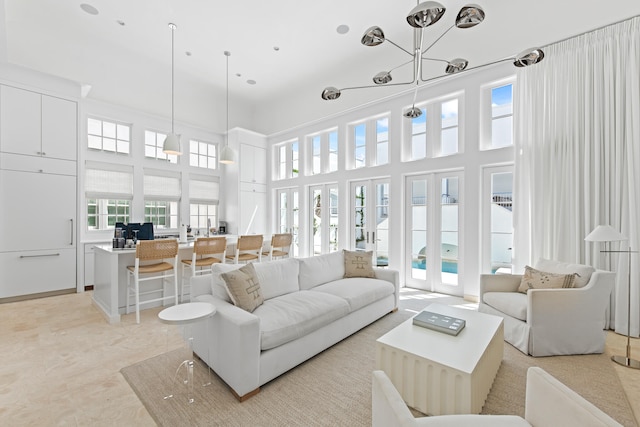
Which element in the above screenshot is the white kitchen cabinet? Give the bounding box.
[224,129,268,236]
[0,84,78,300]
[239,183,266,235]
[239,143,266,185]
[0,84,77,161]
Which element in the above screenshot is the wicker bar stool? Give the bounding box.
[126,239,179,323]
[226,234,263,264]
[262,233,293,261]
[180,236,226,302]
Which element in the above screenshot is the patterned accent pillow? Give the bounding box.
[343,250,375,278]
[221,263,264,312]
[517,265,577,293]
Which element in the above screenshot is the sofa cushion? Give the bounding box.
[535,258,595,288]
[211,263,242,302]
[298,251,345,290]
[343,250,375,278]
[483,292,528,321]
[221,263,264,313]
[254,290,350,350]
[517,266,576,293]
[254,258,300,300]
[311,278,394,312]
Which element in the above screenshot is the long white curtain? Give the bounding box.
[514,16,640,336]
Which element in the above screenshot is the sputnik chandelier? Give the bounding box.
[321,1,545,118]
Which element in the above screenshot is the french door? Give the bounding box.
[350,179,390,267]
[309,184,339,255]
[405,172,463,295]
[276,188,300,256]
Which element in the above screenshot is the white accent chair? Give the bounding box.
[372,368,622,427]
[478,259,615,356]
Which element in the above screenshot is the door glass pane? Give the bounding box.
[329,186,339,252]
[292,191,299,256]
[441,177,459,285]
[411,180,427,279]
[491,172,513,273]
[375,183,389,267]
[279,191,287,233]
[354,184,367,250]
[312,188,322,255]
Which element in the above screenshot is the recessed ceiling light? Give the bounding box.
[185,51,192,56]
[116,20,125,26]
[273,46,280,51]
[236,73,242,77]
[247,80,256,85]
[80,3,99,15]
[336,24,350,34]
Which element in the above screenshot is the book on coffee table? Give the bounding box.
[412,310,466,336]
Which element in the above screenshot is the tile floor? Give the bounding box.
[1,289,638,426]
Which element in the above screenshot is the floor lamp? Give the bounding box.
[585,225,640,369]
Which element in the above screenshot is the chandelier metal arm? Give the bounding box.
[421,24,455,55]
[384,37,414,56]
[421,57,450,64]
[419,56,513,83]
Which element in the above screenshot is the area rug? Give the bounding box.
[121,306,637,427]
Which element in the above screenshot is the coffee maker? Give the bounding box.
[218,220,227,234]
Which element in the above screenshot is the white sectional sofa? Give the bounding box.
[188,251,399,400]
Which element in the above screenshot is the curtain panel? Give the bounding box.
[514,16,640,336]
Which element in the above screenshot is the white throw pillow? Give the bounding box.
[534,258,595,288]
[254,258,300,300]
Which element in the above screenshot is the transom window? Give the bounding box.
[275,139,299,180]
[145,130,178,164]
[87,118,131,154]
[405,95,461,160]
[303,129,338,176]
[491,84,513,148]
[189,139,217,169]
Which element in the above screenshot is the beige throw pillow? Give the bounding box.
[343,250,375,278]
[221,263,264,312]
[517,265,577,293]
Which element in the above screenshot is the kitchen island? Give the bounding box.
[92,236,243,323]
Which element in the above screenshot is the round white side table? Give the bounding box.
[158,302,216,403]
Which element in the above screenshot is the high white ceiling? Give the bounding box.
[2,0,640,135]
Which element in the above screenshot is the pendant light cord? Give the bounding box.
[225,51,230,148]
[171,24,175,134]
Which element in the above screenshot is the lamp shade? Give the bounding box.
[219,145,236,165]
[162,133,182,155]
[585,225,627,242]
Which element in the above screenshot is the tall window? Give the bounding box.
[376,118,389,165]
[275,139,299,180]
[491,84,513,148]
[483,167,514,273]
[312,135,322,174]
[310,184,339,255]
[440,99,459,156]
[353,123,366,169]
[328,131,338,172]
[85,164,133,230]
[145,130,178,164]
[87,118,130,154]
[144,172,180,229]
[189,176,220,233]
[189,139,217,169]
[277,188,300,256]
[410,109,427,160]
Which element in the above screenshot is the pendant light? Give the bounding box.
[163,23,182,155]
[219,51,236,165]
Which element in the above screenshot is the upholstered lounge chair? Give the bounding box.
[372,368,622,426]
[478,259,615,356]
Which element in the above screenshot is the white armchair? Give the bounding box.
[372,368,622,427]
[478,259,615,356]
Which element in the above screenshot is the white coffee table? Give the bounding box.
[158,302,216,403]
[376,303,503,416]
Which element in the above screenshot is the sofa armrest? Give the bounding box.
[479,274,523,299]
[374,268,400,308]
[192,294,261,398]
[525,367,622,426]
